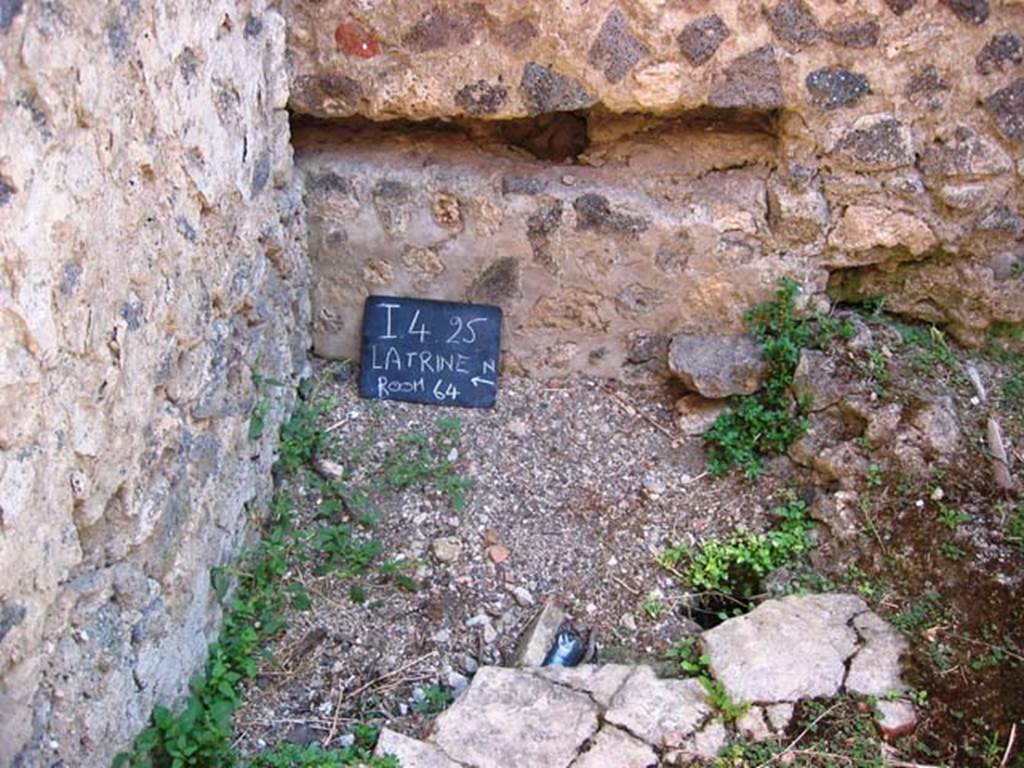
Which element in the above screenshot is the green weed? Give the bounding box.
[278,396,337,476]
[378,418,475,510]
[246,727,397,768]
[701,677,749,723]
[643,593,666,619]
[115,502,310,768]
[660,498,814,601]
[414,685,453,715]
[891,590,946,635]
[937,504,971,530]
[1008,506,1024,553]
[666,637,711,677]
[704,279,813,478]
[665,638,747,723]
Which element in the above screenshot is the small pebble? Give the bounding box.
[483,623,498,644]
[619,613,638,632]
[487,544,510,564]
[461,654,479,674]
[448,671,470,695]
[512,586,535,606]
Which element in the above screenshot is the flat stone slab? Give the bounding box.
[669,333,767,398]
[433,666,599,768]
[846,610,908,697]
[571,725,657,768]
[514,600,567,667]
[604,666,711,748]
[375,728,463,768]
[701,593,867,703]
[531,663,633,708]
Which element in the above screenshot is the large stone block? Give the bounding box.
[0,3,309,765]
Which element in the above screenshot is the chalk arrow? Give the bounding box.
[470,377,496,388]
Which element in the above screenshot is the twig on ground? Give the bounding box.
[604,387,676,440]
[1000,722,1017,768]
[610,575,643,597]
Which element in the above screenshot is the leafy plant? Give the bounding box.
[278,396,337,476]
[313,524,383,578]
[704,279,813,478]
[414,684,453,715]
[660,498,814,600]
[666,637,711,678]
[937,504,971,531]
[700,677,749,723]
[1008,506,1024,554]
[116,503,308,768]
[643,593,666,619]
[378,418,474,510]
[891,590,946,635]
[246,731,398,768]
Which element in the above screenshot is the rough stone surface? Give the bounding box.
[675,721,728,762]
[604,666,711,748]
[433,666,599,768]
[875,699,918,739]
[677,15,730,67]
[0,3,309,766]
[767,174,830,244]
[375,728,463,768]
[736,707,773,742]
[675,395,728,436]
[827,205,937,262]
[572,725,657,768]
[514,600,567,666]
[588,9,646,85]
[702,593,867,703]
[282,0,1024,346]
[766,0,823,47]
[806,67,871,110]
[532,663,633,707]
[710,46,784,109]
[977,33,1023,74]
[846,611,909,697]
[669,335,767,399]
[299,126,788,378]
[792,350,849,411]
[985,78,1024,140]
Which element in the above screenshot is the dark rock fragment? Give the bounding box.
[469,257,521,304]
[677,14,730,66]
[520,63,597,115]
[709,46,784,109]
[883,0,915,13]
[588,8,646,84]
[805,68,871,110]
[455,80,509,115]
[827,19,880,49]
[0,0,23,32]
[976,33,1022,75]
[985,78,1024,140]
[939,0,989,25]
[403,4,485,52]
[572,194,648,237]
[765,0,823,46]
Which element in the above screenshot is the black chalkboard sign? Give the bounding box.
[358,295,503,408]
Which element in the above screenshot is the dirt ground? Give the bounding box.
[233,314,1024,767]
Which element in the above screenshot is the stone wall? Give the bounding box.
[287,0,1024,376]
[0,3,308,766]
